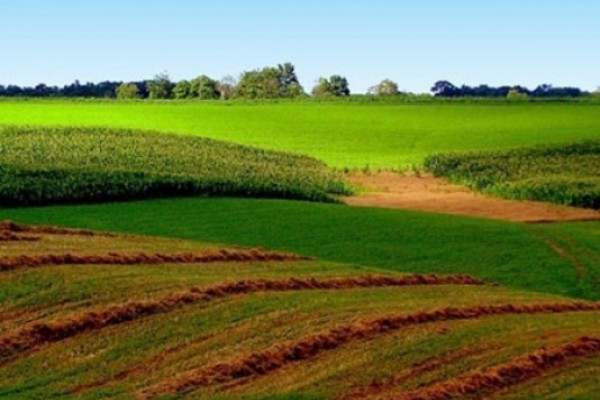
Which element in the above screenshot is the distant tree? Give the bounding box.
[259,67,282,98]
[329,75,350,96]
[173,80,192,99]
[593,87,600,98]
[191,75,219,100]
[217,75,237,100]
[147,73,173,99]
[369,79,400,96]
[278,62,304,97]
[235,67,280,99]
[311,77,334,98]
[431,80,461,97]
[506,88,529,101]
[116,83,140,99]
[312,75,350,98]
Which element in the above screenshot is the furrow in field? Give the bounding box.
[389,336,600,400]
[0,249,308,272]
[0,274,483,361]
[143,302,600,398]
[0,220,113,237]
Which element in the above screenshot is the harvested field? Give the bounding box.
[0,224,598,400]
[393,336,600,400]
[0,274,484,360]
[0,249,307,272]
[144,302,600,397]
[345,172,600,223]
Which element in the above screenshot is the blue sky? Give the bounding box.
[0,0,598,93]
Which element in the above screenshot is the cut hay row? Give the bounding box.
[0,249,308,272]
[0,231,40,242]
[0,274,484,361]
[392,336,600,400]
[0,220,112,237]
[337,347,489,400]
[144,302,600,398]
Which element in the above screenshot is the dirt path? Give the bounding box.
[344,173,600,223]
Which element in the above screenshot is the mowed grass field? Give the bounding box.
[1,225,598,399]
[2,198,598,300]
[1,100,600,167]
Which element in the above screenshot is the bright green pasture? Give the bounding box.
[1,198,597,300]
[1,100,599,167]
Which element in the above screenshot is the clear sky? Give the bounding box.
[0,0,598,93]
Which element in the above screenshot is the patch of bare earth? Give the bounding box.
[344,173,600,223]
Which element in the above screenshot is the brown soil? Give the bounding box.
[0,274,483,360]
[0,249,308,272]
[143,302,600,398]
[344,173,600,223]
[394,336,600,400]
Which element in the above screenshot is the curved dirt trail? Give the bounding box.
[344,173,600,223]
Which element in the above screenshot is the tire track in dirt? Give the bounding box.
[389,336,600,400]
[0,274,483,362]
[529,231,587,278]
[0,249,308,272]
[143,302,600,398]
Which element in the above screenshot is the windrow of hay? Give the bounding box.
[144,302,600,397]
[0,249,308,272]
[0,231,40,242]
[0,220,112,237]
[393,336,600,400]
[0,274,484,360]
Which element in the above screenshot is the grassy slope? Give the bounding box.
[1,231,597,399]
[1,198,597,300]
[1,101,599,167]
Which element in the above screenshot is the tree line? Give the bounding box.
[0,63,597,100]
[431,81,589,98]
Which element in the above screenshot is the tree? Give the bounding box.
[235,67,281,99]
[217,76,237,100]
[312,78,334,98]
[191,75,219,100]
[278,62,304,97]
[593,87,600,98]
[506,88,528,101]
[172,80,192,99]
[329,75,350,96]
[147,73,173,99]
[370,79,399,96]
[115,83,140,99]
[431,81,460,97]
[312,75,350,98]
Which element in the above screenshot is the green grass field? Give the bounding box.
[1,198,597,300]
[1,100,599,168]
